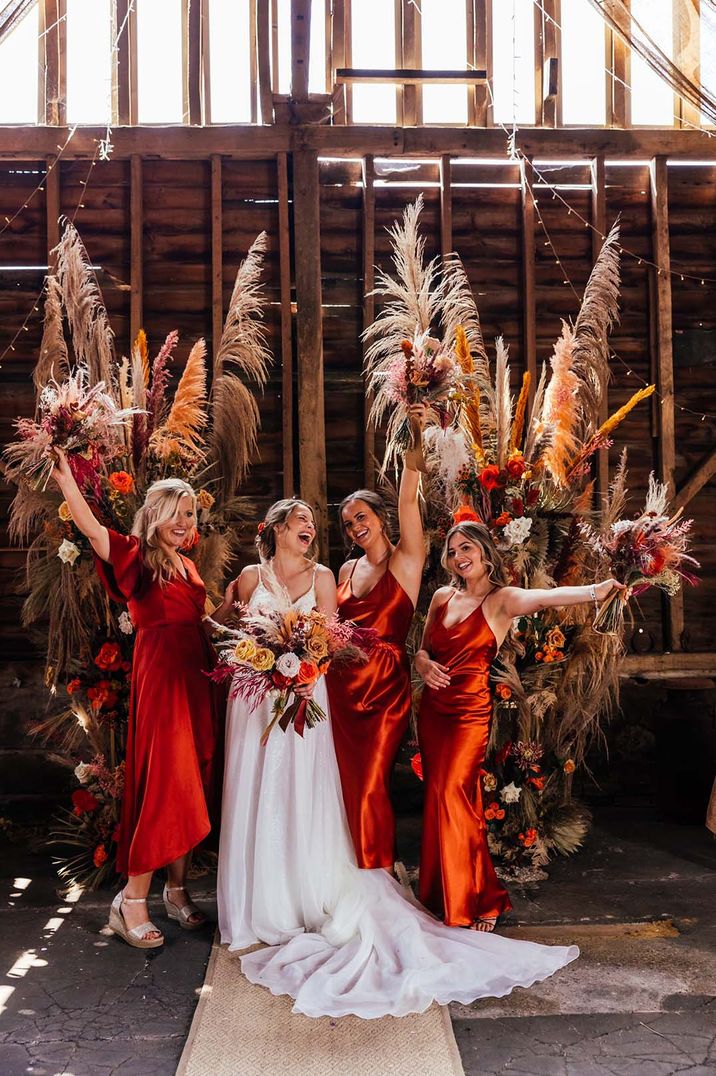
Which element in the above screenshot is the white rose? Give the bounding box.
[74,762,92,785]
[503,516,532,548]
[57,539,80,566]
[118,611,134,635]
[275,652,301,678]
[499,781,522,804]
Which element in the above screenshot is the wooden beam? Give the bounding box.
[45,155,61,273]
[649,155,683,651]
[277,151,294,498]
[292,147,327,555]
[520,157,537,403]
[591,153,609,510]
[674,0,700,130]
[257,0,273,124]
[439,154,452,260]
[182,0,203,125]
[362,154,375,489]
[39,0,66,126]
[336,68,487,85]
[674,444,716,512]
[210,155,223,369]
[129,155,143,346]
[621,651,716,677]
[291,0,311,99]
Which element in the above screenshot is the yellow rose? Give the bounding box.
[250,647,275,672]
[58,501,72,522]
[546,627,566,649]
[197,489,215,511]
[305,632,329,661]
[233,638,257,663]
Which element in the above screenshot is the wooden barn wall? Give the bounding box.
[2,155,716,675]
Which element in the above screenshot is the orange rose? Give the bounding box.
[506,454,526,479]
[181,529,200,551]
[296,660,320,685]
[94,642,122,672]
[93,844,108,867]
[494,511,513,528]
[108,471,135,494]
[478,464,502,491]
[529,776,545,790]
[563,759,576,774]
[66,678,81,696]
[453,504,479,525]
[87,680,118,711]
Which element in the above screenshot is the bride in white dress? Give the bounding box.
[217,498,578,1019]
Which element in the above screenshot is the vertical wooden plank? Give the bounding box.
[331,0,348,122]
[210,155,223,368]
[292,147,327,556]
[674,0,700,129]
[182,0,203,125]
[343,0,353,123]
[257,0,273,123]
[291,0,311,99]
[114,0,138,125]
[362,155,375,489]
[476,0,491,126]
[538,0,561,128]
[202,0,212,122]
[130,155,143,346]
[277,151,294,498]
[271,0,280,93]
[439,154,452,260]
[606,0,630,127]
[466,0,477,126]
[650,155,683,650]
[40,0,66,126]
[520,157,537,403]
[250,0,258,122]
[591,153,609,510]
[46,155,61,273]
[402,0,420,126]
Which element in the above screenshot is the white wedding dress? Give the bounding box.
[217,568,578,1019]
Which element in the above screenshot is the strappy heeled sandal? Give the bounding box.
[162,884,206,930]
[108,890,164,949]
[470,916,498,933]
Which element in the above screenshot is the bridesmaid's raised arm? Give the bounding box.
[50,448,110,562]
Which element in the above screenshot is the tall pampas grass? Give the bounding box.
[34,276,69,400]
[150,339,207,462]
[54,219,115,391]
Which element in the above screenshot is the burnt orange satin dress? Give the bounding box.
[327,564,414,869]
[417,592,512,926]
[94,529,224,877]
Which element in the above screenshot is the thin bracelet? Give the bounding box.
[589,583,597,604]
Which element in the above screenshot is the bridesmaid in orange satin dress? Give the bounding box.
[416,521,624,930]
[327,405,427,869]
[51,450,233,948]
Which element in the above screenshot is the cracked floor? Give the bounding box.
[0,805,714,1076]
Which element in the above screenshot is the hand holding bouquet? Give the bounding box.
[209,605,376,746]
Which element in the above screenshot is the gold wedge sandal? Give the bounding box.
[162,884,206,930]
[108,890,164,949]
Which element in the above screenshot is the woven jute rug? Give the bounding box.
[176,937,465,1076]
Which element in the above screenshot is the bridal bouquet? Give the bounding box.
[210,606,374,746]
[6,367,138,493]
[581,474,699,635]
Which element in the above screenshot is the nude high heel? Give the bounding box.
[162,884,206,930]
[108,890,164,949]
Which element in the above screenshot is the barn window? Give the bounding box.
[491,0,535,125]
[702,3,716,125]
[631,0,674,125]
[0,3,38,124]
[208,0,253,122]
[421,0,468,125]
[351,0,397,124]
[136,0,184,123]
[561,0,606,126]
[66,0,112,124]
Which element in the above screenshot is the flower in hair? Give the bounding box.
[257,521,266,535]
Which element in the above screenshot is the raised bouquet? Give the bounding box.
[582,474,699,635]
[6,367,138,494]
[210,605,375,746]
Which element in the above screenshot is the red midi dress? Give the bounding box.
[327,563,414,869]
[94,529,223,877]
[417,592,512,926]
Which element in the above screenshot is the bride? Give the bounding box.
[217,498,578,1019]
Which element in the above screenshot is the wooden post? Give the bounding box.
[439,154,452,260]
[401,0,420,127]
[114,0,137,125]
[650,155,683,650]
[605,0,630,127]
[330,0,348,123]
[130,155,143,346]
[520,157,537,403]
[291,0,311,99]
[591,153,609,510]
[536,0,561,128]
[674,0,701,130]
[292,147,327,555]
[362,154,375,489]
[39,0,66,126]
[277,151,294,498]
[210,155,223,369]
[257,0,273,123]
[45,155,61,274]
[182,0,204,125]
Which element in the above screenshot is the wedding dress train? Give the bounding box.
[217,571,578,1019]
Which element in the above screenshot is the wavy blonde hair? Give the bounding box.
[440,522,510,590]
[131,478,197,583]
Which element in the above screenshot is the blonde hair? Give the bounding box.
[256,498,314,561]
[440,522,510,590]
[132,478,197,582]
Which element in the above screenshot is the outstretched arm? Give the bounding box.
[391,404,427,603]
[50,449,110,561]
[497,578,624,620]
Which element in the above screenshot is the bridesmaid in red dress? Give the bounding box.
[416,521,623,930]
[327,405,426,870]
[51,450,232,948]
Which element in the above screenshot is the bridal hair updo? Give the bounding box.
[338,488,392,551]
[256,498,314,560]
[441,522,510,590]
[132,477,197,582]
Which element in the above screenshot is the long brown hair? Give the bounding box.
[337,488,391,551]
[440,522,510,590]
[256,498,314,560]
[131,478,197,582]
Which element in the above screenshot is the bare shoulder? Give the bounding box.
[337,558,357,583]
[239,564,260,582]
[314,563,335,582]
[430,585,454,609]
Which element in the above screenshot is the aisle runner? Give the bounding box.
[177,939,465,1076]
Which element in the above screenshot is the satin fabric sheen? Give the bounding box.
[94,529,223,876]
[418,594,512,926]
[327,567,414,868]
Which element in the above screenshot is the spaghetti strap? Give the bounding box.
[348,558,359,580]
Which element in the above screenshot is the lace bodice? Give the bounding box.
[248,565,318,614]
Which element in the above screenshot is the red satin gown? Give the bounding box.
[417,591,512,926]
[94,529,223,877]
[327,563,414,869]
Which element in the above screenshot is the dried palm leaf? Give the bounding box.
[212,231,270,387]
[523,362,547,463]
[510,370,531,454]
[134,329,149,385]
[542,322,580,484]
[54,219,115,390]
[440,254,489,373]
[34,275,69,401]
[602,448,629,531]
[206,374,261,501]
[494,337,512,469]
[150,339,208,462]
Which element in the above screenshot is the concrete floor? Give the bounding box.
[0,805,714,1076]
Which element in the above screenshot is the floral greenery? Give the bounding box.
[6,222,270,888]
